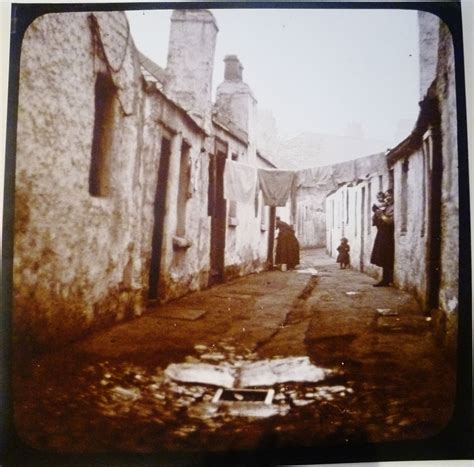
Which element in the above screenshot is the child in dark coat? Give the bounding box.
[336,237,350,269]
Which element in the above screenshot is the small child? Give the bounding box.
[336,237,351,269]
[372,191,386,226]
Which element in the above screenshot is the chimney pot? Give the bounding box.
[224,55,243,81]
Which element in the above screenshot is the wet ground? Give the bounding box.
[12,249,456,455]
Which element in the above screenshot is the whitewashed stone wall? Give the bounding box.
[391,149,429,304]
[435,20,459,353]
[14,12,150,350]
[14,9,282,352]
[142,90,210,302]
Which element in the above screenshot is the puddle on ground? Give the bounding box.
[90,341,352,427]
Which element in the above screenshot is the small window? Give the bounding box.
[340,191,344,227]
[260,204,268,231]
[89,72,116,196]
[331,199,335,228]
[176,141,191,237]
[421,136,430,237]
[367,181,372,235]
[208,154,215,216]
[228,153,238,224]
[400,159,409,233]
[378,174,383,193]
[346,189,349,224]
[254,182,259,217]
[355,190,358,237]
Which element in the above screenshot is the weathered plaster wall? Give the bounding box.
[14,12,149,350]
[210,126,271,280]
[141,89,211,303]
[435,21,458,353]
[391,150,429,305]
[419,11,440,98]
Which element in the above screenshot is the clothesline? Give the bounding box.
[224,160,296,207]
[223,157,386,207]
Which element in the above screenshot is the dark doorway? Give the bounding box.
[267,207,276,266]
[208,140,228,286]
[426,111,443,311]
[148,137,172,300]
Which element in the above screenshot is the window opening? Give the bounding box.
[346,189,349,224]
[401,159,409,233]
[176,141,191,237]
[421,136,430,237]
[388,169,394,191]
[331,199,335,228]
[367,181,372,235]
[228,153,238,224]
[89,72,116,196]
[355,190,358,237]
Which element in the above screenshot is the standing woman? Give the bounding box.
[275,217,300,270]
[370,189,395,286]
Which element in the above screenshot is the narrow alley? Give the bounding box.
[13,249,456,454]
[7,6,466,463]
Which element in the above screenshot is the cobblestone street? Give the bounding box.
[12,249,456,456]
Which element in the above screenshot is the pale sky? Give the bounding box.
[128,8,420,147]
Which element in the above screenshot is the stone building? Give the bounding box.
[324,12,459,354]
[386,12,459,354]
[325,166,390,280]
[13,10,280,352]
[296,152,387,249]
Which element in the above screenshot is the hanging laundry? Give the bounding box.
[258,168,296,207]
[224,159,257,205]
[295,165,336,189]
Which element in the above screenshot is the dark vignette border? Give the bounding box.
[1,1,471,465]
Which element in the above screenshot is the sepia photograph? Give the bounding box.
[2,1,471,464]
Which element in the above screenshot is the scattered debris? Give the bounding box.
[292,399,314,407]
[200,352,226,361]
[165,357,327,389]
[110,386,140,401]
[345,291,361,296]
[165,363,235,388]
[239,357,326,387]
[377,308,399,316]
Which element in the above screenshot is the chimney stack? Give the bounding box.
[224,55,243,81]
[215,55,257,147]
[165,10,218,131]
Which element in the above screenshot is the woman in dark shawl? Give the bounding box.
[275,217,300,270]
[370,190,394,286]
